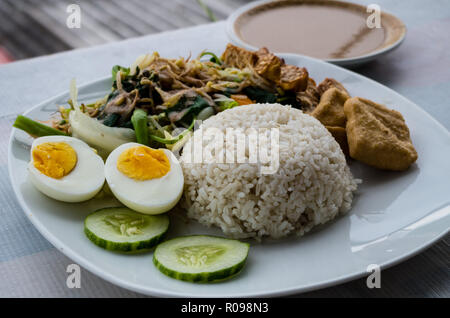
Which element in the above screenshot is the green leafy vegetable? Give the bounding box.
[277,92,302,109]
[167,95,210,125]
[216,99,239,111]
[243,87,277,104]
[13,115,68,137]
[184,96,210,123]
[120,120,134,129]
[131,109,149,145]
[102,113,120,127]
[112,65,130,82]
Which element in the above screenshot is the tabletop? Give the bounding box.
[0,0,449,297]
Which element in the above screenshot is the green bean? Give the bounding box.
[131,109,149,145]
[13,115,68,137]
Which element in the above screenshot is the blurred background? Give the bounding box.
[0,0,254,63]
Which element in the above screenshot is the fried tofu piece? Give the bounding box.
[326,126,349,156]
[344,97,418,171]
[317,78,350,96]
[311,88,349,128]
[279,65,309,91]
[296,78,320,113]
[221,43,257,69]
[311,88,350,154]
[254,47,282,82]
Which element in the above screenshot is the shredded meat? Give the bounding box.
[101,90,139,124]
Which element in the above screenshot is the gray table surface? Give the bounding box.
[0,0,449,297]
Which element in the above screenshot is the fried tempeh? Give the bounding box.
[254,48,282,82]
[221,43,257,69]
[279,65,309,91]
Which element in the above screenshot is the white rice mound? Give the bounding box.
[180,103,359,239]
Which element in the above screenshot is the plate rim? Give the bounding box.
[8,53,450,297]
[226,0,407,66]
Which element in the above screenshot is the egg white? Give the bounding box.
[104,143,184,215]
[28,136,105,202]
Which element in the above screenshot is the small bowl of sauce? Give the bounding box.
[227,0,406,67]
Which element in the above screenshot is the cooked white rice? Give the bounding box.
[180,103,358,239]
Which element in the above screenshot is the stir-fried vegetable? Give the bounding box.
[60,51,288,141]
[111,65,130,82]
[277,92,302,108]
[68,79,136,158]
[149,118,195,145]
[166,95,210,126]
[131,109,149,145]
[13,115,68,137]
[199,51,222,65]
[243,86,277,104]
[215,98,239,111]
[15,47,310,152]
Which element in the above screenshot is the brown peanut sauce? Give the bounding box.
[236,2,386,59]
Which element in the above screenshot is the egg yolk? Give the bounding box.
[33,142,77,179]
[117,146,170,181]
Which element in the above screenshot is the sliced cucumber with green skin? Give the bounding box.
[153,235,250,283]
[84,207,169,253]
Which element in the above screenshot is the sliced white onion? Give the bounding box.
[69,79,135,158]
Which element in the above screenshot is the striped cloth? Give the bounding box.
[0,0,449,297]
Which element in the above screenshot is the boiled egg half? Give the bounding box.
[28,136,105,202]
[104,143,184,214]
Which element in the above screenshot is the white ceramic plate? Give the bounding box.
[227,0,407,67]
[8,53,450,297]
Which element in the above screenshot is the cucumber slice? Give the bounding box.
[84,207,169,252]
[153,235,249,283]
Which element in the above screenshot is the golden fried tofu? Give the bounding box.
[254,48,282,82]
[296,78,320,113]
[221,44,257,69]
[326,126,349,156]
[317,78,350,96]
[311,88,350,127]
[311,88,350,154]
[279,65,309,91]
[344,97,418,171]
